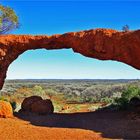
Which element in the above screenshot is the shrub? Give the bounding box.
[10,101,17,111]
[122,25,129,32]
[32,85,45,96]
[101,97,113,104]
[121,85,140,100]
[45,89,57,99]
[114,97,128,109]
[84,96,97,103]
[0,96,8,102]
[114,85,140,109]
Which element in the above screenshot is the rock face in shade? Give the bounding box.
[0,28,140,89]
[21,96,43,112]
[0,100,13,118]
[31,99,54,114]
[21,96,54,114]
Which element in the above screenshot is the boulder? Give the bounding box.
[0,100,13,118]
[129,97,140,113]
[31,99,54,115]
[129,97,140,107]
[21,96,42,112]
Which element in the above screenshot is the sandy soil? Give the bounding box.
[0,110,139,140]
[0,118,105,140]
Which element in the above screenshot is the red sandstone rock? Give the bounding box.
[21,96,42,112]
[31,99,54,114]
[0,100,13,118]
[0,28,140,89]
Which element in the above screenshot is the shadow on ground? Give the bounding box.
[14,109,140,140]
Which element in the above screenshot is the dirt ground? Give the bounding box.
[0,110,139,140]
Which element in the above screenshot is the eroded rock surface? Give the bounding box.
[31,99,54,114]
[21,96,54,114]
[21,96,42,112]
[0,100,13,118]
[0,28,140,89]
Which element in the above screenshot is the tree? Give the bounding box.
[114,85,140,109]
[122,25,129,32]
[0,4,19,34]
[33,85,45,96]
[45,89,57,99]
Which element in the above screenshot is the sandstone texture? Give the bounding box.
[0,100,13,118]
[0,28,140,89]
[31,99,54,114]
[21,96,54,114]
[21,96,42,111]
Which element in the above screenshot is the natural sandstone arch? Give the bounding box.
[0,28,140,89]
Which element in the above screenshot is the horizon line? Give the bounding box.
[6,78,140,80]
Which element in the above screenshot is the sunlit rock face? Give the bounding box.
[0,28,140,89]
[0,100,13,118]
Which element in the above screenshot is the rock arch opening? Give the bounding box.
[6,49,140,81]
[0,28,140,89]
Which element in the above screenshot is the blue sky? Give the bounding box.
[1,1,140,79]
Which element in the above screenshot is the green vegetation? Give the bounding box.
[10,101,17,111]
[0,96,8,102]
[32,85,45,96]
[0,4,19,34]
[113,85,140,109]
[1,79,140,112]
